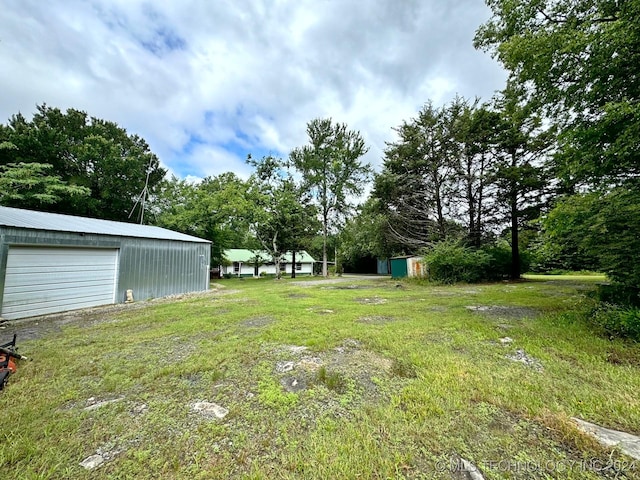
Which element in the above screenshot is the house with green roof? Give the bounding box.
[221,249,316,277]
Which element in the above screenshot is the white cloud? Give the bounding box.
[0,0,507,178]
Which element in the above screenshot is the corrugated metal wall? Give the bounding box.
[0,226,210,318]
[117,237,210,302]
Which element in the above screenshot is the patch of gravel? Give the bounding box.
[306,307,336,315]
[505,349,543,371]
[466,305,540,320]
[356,315,397,325]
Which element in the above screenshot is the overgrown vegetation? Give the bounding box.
[2,276,639,478]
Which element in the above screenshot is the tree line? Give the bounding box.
[1,0,638,298]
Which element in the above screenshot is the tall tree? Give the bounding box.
[376,102,459,250]
[491,88,551,279]
[0,105,165,221]
[248,155,319,279]
[453,100,501,247]
[290,118,371,276]
[475,0,640,284]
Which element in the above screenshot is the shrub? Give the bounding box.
[422,241,491,284]
[588,303,640,341]
[592,283,640,307]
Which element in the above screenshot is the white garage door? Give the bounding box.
[1,247,119,319]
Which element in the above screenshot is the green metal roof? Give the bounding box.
[224,249,315,263]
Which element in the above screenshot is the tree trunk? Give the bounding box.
[322,208,328,276]
[435,183,445,240]
[273,233,281,280]
[510,193,520,279]
[291,250,296,279]
[466,155,478,247]
[510,150,520,280]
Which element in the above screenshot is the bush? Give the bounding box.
[422,241,491,284]
[592,283,640,307]
[588,303,640,341]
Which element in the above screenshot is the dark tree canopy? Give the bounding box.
[0,104,166,221]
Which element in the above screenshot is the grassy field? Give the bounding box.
[2,275,639,479]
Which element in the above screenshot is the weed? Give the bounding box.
[315,366,347,393]
[391,357,418,378]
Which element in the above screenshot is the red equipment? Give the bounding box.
[0,334,27,390]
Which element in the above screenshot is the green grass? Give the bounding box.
[1,276,639,479]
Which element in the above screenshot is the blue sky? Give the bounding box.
[0,0,506,182]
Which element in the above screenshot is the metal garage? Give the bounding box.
[0,206,211,320]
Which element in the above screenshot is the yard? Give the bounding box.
[2,275,639,479]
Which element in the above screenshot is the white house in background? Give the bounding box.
[221,249,316,277]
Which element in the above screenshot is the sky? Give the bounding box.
[0,0,506,181]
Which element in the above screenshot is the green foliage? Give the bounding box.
[0,105,165,221]
[422,240,531,284]
[0,162,90,207]
[247,155,319,278]
[475,0,640,284]
[390,358,417,379]
[542,188,640,290]
[476,0,640,189]
[151,173,257,264]
[587,303,640,341]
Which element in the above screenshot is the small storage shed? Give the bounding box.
[390,255,426,279]
[0,206,211,320]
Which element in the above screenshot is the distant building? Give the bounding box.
[222,249,315,277]
[0,206,210,319]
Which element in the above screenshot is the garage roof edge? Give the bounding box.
[0,206,211,243]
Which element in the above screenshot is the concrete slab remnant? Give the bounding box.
[192,402,229,419]
[80,454,105,470]
[572,417,640,460]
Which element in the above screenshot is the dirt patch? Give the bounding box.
[241,316,275,328]
[466,305,540,320]
[322,284,373,290]
[293,275,387,287]
[356,315,397,325]
[286,293,310,299]
[355,297,388,305]
[606,348,640,367]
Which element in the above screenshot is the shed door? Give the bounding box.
[390,258,408,279]
[1,247,119,319]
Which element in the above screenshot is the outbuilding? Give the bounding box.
[0,206,211,320]
[390,255,426,279]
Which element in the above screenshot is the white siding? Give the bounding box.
[1,247,118,319]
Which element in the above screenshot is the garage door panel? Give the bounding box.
[6,264,116,275]
[3,280,117,301]
[5,267,113,284]
[1,247,119,319]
